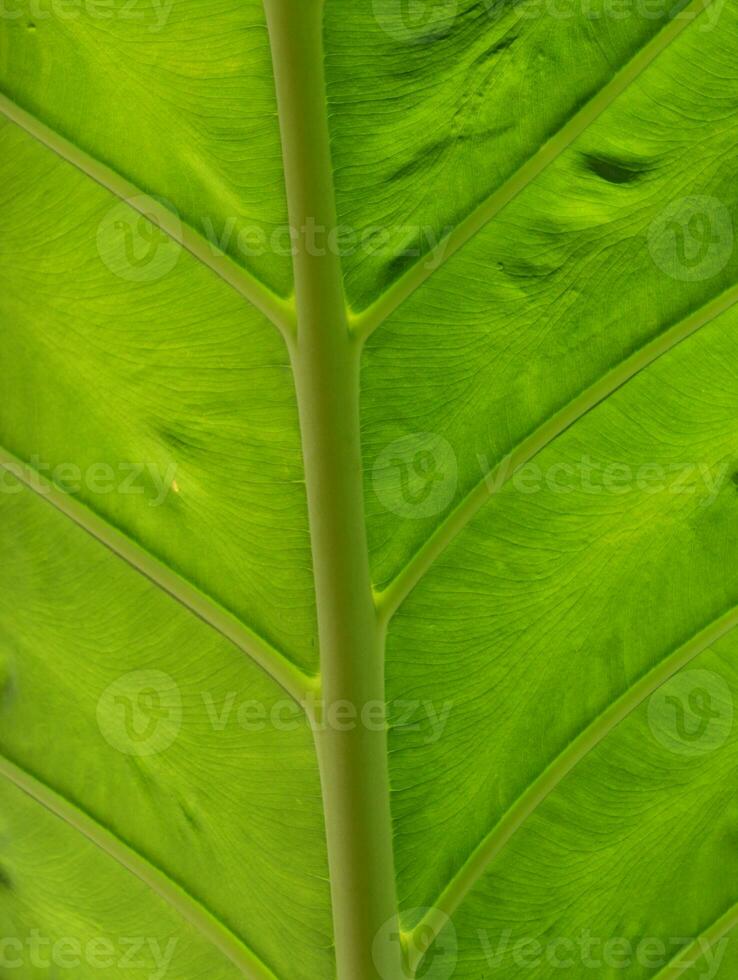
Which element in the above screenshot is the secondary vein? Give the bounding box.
[0,753,280,980]
[0,91,297,343]
[352,0,713,341]
[652,901,738,978]
[407,604,738,975]
[0,445,317,706]
[377,279,738,623]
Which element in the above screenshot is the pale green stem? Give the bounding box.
[263,2,402,978]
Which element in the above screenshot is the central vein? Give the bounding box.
[263,2,402,978]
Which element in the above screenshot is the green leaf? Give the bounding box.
[2,0,738,978]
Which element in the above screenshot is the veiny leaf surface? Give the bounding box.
[2,0,738,978]
[0,780,244,980]
[326,0,682,308]
[0,0,291,294]
[0,488,332,978]
[0,118,318,672]
[362,3,738,585]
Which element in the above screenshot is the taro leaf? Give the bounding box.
[1,0,738,978]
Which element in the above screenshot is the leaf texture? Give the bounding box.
[2,0,738,978]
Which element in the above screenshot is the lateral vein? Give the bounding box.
[377,280,738,622]
[0,753,280,980]
[352,0,712,341]
[0,91,297,343]
[407,604,738,975]
[652,901,738,978]
[0,446,317,706]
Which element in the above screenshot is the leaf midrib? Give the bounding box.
[0,0,727,973]
[1,0,710,348]
[2,0,708,696]
[1,0,716,655]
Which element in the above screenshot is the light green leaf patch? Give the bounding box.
[2,0,738,977]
